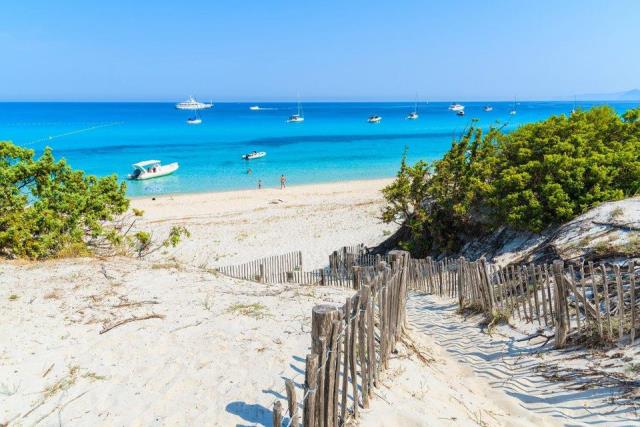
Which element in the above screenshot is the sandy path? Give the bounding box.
[398,294,639,426]
[131,178,395,269]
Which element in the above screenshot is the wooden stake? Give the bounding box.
[304,354,319,427]
[285,379,299,427]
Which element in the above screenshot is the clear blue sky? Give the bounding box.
[1,0,639,101]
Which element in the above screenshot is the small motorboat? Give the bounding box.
[242,151,267,160]
[407,111,419,120]
[175,96,213,110]
[186,117,202,125]
[456,110,465,116]
[483,106,493,112]
[128,160,179,180]
[448,103,465,112]
[368,115,382,123]
[249,105,261,111]
[509,97,517,115]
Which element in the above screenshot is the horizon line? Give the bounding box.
[0,98,638,103]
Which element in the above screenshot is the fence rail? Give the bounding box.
[232,248,640,426]
[272,251,410,427]
[217,245,388,288]
[408,257,640,348]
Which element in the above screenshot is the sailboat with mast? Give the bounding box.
[571,96,577,114]
[287,94,304,123]
[509,97,517,115]
[407,95,419,120]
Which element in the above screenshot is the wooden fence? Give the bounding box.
[217,245,388,287]
[408,257,639,348]
[272,251,410,427]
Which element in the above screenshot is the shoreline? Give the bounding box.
[128,176,394,201]
[129,177,395,269]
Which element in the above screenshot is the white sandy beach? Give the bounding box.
[1,179,637,426]
[130,179,396,269]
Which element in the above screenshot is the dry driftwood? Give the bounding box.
[99,314,165,334]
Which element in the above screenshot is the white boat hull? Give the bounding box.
[128,162,179,180]
[242,152,267,160]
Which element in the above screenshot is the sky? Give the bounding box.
[1,0,639,101]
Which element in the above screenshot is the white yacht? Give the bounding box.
[368,115,382,123]
[175,96,213,110]
[128,160,179,180]
[186,117,202,125]
[483,106,493,112]
[242,151,267,160]
[249,105,261,111]
[448,103,465,112]
[287,97,304,123]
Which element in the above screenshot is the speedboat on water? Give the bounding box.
[456,110,465,116]
[128,160,179,180]
[407,111,419,120]
[242,151,267,160]
[249,105,261,110]
[186,117,202,125]
[368,115,382,123]
[175,96,213,110]
[448,103,465,112]
[483,106,493,112]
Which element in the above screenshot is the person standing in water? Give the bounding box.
[258,179,262,189]
[280,174,286,190]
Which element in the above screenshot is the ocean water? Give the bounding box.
[0,101,637,197]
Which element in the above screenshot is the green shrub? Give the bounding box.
[0,141,129,259]
[0,141,189,260]
[383,106,640,256]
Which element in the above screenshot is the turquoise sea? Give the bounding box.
[0,101,637,196]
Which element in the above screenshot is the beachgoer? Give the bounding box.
[280,174,286,189]
[258,179,262,189]
[247,168,252,175]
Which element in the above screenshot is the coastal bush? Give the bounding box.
[0,141,188,259]
[383,106,640,256]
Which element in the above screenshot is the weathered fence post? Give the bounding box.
[457,258,465,309]
[311,305,340,426]
[304,354,319,427]
[273,400,283,427]
[552,260,569,348]
[285,379,299,427]
[260,264,265,283]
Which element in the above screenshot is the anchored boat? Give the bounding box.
[175,96,213,110]
[242,151,267,160]
[367,115,382,123]
[128,160,179,180]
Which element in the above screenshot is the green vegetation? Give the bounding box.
[226,303,270,319]
[1,141,188,259]
[383,106,640,256]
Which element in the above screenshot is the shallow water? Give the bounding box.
[0,101,636,196]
